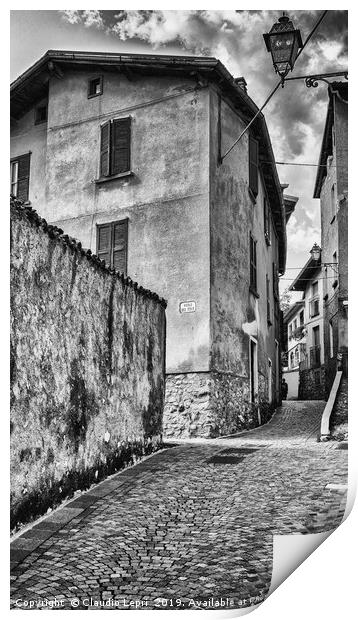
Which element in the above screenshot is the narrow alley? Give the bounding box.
[10,401,348,611]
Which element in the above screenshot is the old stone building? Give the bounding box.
[313,82,348,396]
[282,300,305,399]
[289,251,325,400]
[11,50,291,438]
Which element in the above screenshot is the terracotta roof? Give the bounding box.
[10,197,167,308]
[11,50,287,273]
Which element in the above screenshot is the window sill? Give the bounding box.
[249,286,260,299]
[95,171,133,185]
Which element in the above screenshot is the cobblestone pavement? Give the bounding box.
[10,402,348,611]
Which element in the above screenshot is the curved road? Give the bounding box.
[10,401,348,611]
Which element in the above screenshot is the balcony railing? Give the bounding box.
[310,345,321,368]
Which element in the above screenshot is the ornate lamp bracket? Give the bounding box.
[305,72,348,88]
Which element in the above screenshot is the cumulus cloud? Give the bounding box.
[61,10,104,29]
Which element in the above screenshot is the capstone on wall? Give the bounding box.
[10,201,166,530]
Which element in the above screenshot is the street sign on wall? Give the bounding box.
[179,301,196,314]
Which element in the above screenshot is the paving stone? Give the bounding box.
[10,402,347,610]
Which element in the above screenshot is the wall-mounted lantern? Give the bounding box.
[263,14,303,80]
[310,243,321,262]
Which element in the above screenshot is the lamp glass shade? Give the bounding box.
[263,15,303,78]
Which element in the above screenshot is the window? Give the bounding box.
[312,281,318,297]
[96,219,128,275]
[272,262,279,300]
[299,310,304,326]
[293,319,297,331]
[10,153,30,201]
[331,183,336,220]
[289,324,293,338]
[35,104,47,125]
[88,76,103,98]
[264,198,271,243]
[266,274,271,324]
[249,135,259,197]
[249,234,258,294]
[309,298,319,318]
[99,117,131,179]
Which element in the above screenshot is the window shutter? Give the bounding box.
[112,220,128,275]
[16,154,31,202]
[249,136,259,196]
[112,118,131,175]
[97,224,111,266]
[100,121,111,177]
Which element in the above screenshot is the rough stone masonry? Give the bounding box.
[10,199,166,530]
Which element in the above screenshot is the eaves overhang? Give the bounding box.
[11,50,286,271]
[288,256,321,292]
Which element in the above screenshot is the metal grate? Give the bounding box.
[208,447,259,464]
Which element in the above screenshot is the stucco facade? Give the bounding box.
[11,51,288,438]
[313,82,348,394]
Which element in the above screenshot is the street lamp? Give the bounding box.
[310,243,321,262]
[263,13,303,82]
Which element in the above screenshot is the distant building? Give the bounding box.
[282,300,305,399]
[10,50,292,438]
[313,81,348,395]
[289,250,325,399]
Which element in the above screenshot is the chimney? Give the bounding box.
[234,77,247,93]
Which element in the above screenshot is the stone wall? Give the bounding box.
[298,367,326,400]
[163,371,261,439]
[10,200,166,530]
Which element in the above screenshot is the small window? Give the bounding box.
[34,104,47,125]
[249,135,259,197]
[249,233,258,294]
[88,76,103,99]
[99,117,131,178]
[264,198,271,243]
[10,153,31,201]
[312,281,319,298]
[266,274,271,324]
[299,310,304,325]
[272,262,279,300]
[331,184,336,219]
[96,219,128,275]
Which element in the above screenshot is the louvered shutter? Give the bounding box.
[249,136,259,196]
[112,220,128,275]
[112,118,131,175]
[97,224,111,266]
[16,154,31,201]
[100,121,111,177]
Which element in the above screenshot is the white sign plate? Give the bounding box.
[179,301,196,314]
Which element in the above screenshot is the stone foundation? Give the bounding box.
[163,371,262,439]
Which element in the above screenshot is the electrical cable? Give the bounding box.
[221,10,328,161]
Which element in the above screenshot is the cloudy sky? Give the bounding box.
[10,9,348,293]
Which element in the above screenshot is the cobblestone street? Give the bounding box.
[10,402,348,611]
